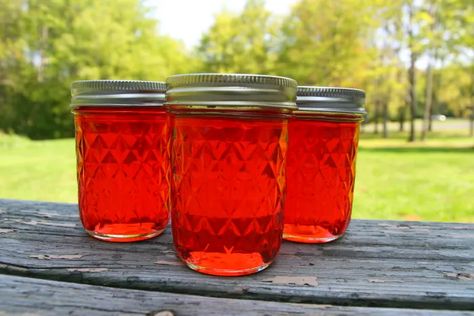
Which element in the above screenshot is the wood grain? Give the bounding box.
[0,199,473,311]
[5,274,473,316]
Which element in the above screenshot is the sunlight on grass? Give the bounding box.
[0,130,473,222]
[353,127,473,222]
[0,133,77,203]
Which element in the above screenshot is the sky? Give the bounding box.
[150,0,298,48]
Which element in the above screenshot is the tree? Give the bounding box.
[420,2,438,140]
[275,0,375,87]
[437,64,473,119]
[0,0,196,139]
[2,0,472,140]
[198,0,278,73]
[0,1,27,132]
[406,1,419,142]
[365,0,406,138]
[419,0,473,139]
[275,0,411,136]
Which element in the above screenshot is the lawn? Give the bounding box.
[354,138,473,222]
[0,134,77,203]
[1,121,473,222]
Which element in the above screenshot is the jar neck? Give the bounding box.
[292,110,364,122]
[72,105,166,114]
[168,105,292,119]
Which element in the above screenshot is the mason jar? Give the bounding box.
[166,73,297,276]
[71,80,170,242]
[284,86,366,243]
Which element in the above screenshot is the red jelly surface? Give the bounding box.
[74,107,170,242]
[284,117,360,243]
[171,114,287,276]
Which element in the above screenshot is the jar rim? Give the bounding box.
[165,73,297,111]
[297,86,366,115]
[70,80,166,108]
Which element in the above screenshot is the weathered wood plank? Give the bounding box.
[5,274,473,316]
[0,199,473,310]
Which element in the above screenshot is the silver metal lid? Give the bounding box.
[165,73,297,110]
[70,80,166,108]
[297,86,366,115]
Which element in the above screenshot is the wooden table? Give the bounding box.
[0,199,473,315]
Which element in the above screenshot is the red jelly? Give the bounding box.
[166,73,297,276]
[284,87,365,243]
[71,81,170,242]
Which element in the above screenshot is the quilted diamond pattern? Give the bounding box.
[75,108,170,238]
[284,118,360,241]
[171,114,287,272]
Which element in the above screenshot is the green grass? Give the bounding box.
[354,140,474,222]
[1,125,473,222]
[0,134,77,203]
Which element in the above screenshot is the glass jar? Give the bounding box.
[71,80,170,242]
[166,73,297,276]
[284,86,366,243]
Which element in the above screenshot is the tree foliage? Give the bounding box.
[275,0,376,87]
[198,0,278,73]
[0,0,196,139]
[0,0,472,139]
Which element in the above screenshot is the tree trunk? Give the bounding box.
[430,63,443,132]
[470,105,474,137]
[422,4,438,139]
[382,102,389,138]
[428,99,434,131]
[421,62,433,141]
[37,26,49,82]
[399,106,405,132]
[407,3,417,142]
[408,57,417,142]
[373,101,380,134]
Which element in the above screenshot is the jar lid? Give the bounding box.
[165,73,297,111]
[297,86,366,115]
[70,80,166,108]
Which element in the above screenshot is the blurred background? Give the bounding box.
[0,0,472,222]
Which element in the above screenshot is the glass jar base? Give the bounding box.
[283,224,345,244]
[86,224,165,242]
[180,252,272,276]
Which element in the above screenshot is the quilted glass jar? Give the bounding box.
[71,80,170,242]
[166,73,297,276]
[284,86,366,243]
